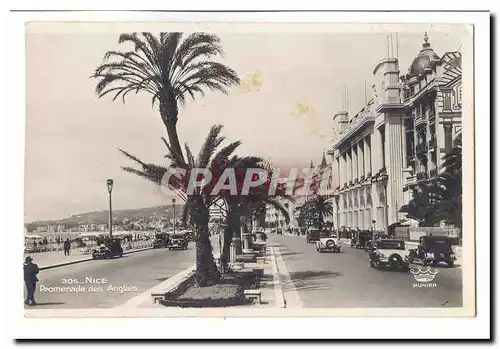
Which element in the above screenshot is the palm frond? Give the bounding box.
[197,124,225,167]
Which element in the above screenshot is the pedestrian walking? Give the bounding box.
[24,256,39,306]
[63,238,71,256]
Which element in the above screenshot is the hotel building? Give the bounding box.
[329,33,462,231]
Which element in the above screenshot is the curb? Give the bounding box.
[39,247,153,271]
[269,247,286,308]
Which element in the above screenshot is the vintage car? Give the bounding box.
[351,231,372,250]
[181,229,194,241]
[365,233,389,252]
[316,232,341,253]
[92,238,124,259]
[168,232,189,250]
[369,239,409,270]
[306,228,324,243]
[407,235,456,267]
[252,230,268,255]
[153,233,170,249]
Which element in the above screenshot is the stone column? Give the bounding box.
[339,194,345,227]
[365,135,372,176]
[352,147,358,181]
[385,116,405,226]
[358,141,364,178]
[337,156,342,189]
[346,151,351,183]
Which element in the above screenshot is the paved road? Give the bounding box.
[270,234,462,308]
[24,236,221,309]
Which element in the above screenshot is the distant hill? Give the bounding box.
[25,205,184,232]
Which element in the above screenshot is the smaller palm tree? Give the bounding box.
[119,125,241,286]
[299,195,333,231]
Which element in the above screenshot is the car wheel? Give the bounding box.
[326,240,335,249]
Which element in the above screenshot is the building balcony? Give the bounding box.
[428,138,437,150]
[429,110,436,122]
[406,175,417,186]
[416,171,428,181]
[429,168,438,178]
[416,142,428,156]
[415,114,427,127]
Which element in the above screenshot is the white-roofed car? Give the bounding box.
[369,239,409,270]
[252,230,267,256]
[315,231,341,253]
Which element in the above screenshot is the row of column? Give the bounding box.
[336,135,374,188]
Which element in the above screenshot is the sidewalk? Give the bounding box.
[241,249,283,308]
[24,243,154,270]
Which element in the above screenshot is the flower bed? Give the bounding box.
[160,271,258,308]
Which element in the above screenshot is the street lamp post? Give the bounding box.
[172,198,176,234]
[106,179,114,237]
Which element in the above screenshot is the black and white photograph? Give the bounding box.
[4,8,491,340]
[19,22,475,317]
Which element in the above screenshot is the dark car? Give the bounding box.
[306,229,321,243]
[351,231,372,250]
[92,238,124,259]
[168,232,189,251]
[407,235,456,267]
[153,233,170,249]
[369,239,409,270]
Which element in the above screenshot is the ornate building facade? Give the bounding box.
[329,33,462,231]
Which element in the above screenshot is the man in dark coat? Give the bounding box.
[24,256,39,306]
[63,238,71,256]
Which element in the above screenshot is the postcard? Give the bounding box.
[20,20,475,322]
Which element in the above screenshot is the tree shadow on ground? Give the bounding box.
[279,252,304,257]
[25,302,66,306]
[283,270,343,292]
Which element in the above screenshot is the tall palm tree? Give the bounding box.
[92,32,240,162]
[119,125,241,286]
[299,195,333,231]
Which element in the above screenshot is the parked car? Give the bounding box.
[168,232,189,250]
[407,235,456,267]
[92,238,124,259]
[369,239,408,270]
[153,233,170,249]
[306,228,321,243]
[316,233,341,253]
[351,231,372,250]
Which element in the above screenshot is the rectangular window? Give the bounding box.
[443,92,452,111]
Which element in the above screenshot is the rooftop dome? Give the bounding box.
[408,32,441,76]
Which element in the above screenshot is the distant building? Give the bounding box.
[35,226,48,233]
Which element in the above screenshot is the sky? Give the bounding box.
[24,23,470,222]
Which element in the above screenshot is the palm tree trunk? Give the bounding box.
[318,212,324,231]
[193,204,219,287]
[160,102,184,164]
[165,119,185,163]
[221,225,233,271]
